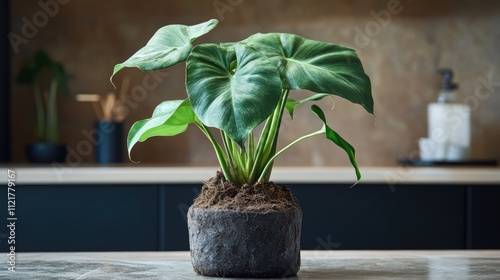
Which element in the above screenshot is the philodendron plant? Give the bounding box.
[112,19,373,187]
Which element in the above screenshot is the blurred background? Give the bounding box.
[4,0,500,166]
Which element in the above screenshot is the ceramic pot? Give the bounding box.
[26,143,67,163]
[187,206,302,278]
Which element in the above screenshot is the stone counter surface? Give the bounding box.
[1,166,499,185]
[1,251,500,279]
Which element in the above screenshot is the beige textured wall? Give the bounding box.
[9,0,500,167]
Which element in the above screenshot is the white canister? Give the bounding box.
[427,103,471,161]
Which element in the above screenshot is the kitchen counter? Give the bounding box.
[1,165,499,184]
[1,250,500,279]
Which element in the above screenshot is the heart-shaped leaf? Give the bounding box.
[245,33,373,114]
[186,43,282,147]
[311,104,361,180]
[111,19,219,83]
[127,99,196,158]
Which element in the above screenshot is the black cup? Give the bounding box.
[95,120,123,164]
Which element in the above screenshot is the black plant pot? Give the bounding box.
[26,143,67,163]
[188,206,302,278]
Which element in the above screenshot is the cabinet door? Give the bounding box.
[469,186,500,249]
[162,184,200,251]
[0,185,159,252]
[289,184,465,249]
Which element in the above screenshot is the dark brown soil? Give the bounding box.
[192,171,300,212]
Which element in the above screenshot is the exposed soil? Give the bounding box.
[192,171,300,212]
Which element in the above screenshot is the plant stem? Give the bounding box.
[46,79,59,143]
[222,131,246,186]
[257,89,290,182]
[33,82,46,142]
[249,115,273,181]
[246,133,254,175]
[221,131,235,168]
[258,130,324,182]
[195,121,234,183]
[249,89,290,182]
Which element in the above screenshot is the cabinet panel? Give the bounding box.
[289,184,466,249]
[470,186,500,249]
[0,185,159,252]
[163,184,201,251]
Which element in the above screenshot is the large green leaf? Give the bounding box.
[311,105,361,181]
[186,43,282,147]
[111,19,219,82]
[245,33,373,114]
[127,99,196,158]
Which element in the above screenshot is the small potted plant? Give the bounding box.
[112,19,373,278]
[17,50,70,163]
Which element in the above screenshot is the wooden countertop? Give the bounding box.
[2,250,500,279]
[1,165,499,184]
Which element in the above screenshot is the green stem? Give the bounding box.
[221,131,235,168]
[33,82,45,142]
[46,79,59,143]
[257,89,290,182]
[258,130,324,182]
[237,146,247,183]
[246,133,254,175]
[222,131,246,186]
[249,116,273,181]
[249,89,289,182]
[195,121,234,183]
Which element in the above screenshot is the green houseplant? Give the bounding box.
[112,19,373,277]
[17,50,69,163]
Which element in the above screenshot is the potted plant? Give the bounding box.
[112,19,373,277]
[17,50,70,163]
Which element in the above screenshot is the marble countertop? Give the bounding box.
[1,165,500,185]
[1,250,500,279]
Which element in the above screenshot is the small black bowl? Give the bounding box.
[26,143,67,163]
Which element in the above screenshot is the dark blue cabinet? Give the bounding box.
[468,186,500,249]
[0,185,159,252]
[0,183,498,252]
[290,184,465,249]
